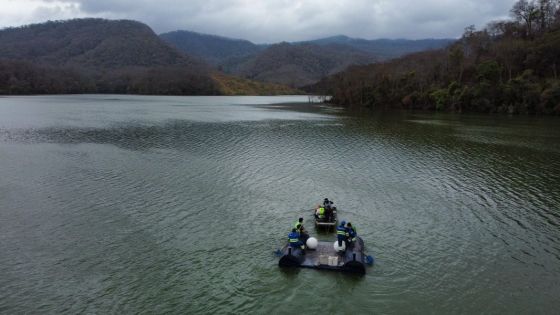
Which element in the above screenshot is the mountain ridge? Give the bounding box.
[299,36,455,60]
[160,30,262,65]
[220,42,377,87]
[0,18,455,95]
[0,18,204,69]
[0,19,299,95]
[160,30,453,87]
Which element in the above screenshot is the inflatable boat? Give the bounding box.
[278,236,373,275]
[313,207,337,232]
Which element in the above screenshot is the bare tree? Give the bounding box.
[511,0,540,37]
[536,0,557,31]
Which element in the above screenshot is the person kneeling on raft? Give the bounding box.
[288,228,305,251]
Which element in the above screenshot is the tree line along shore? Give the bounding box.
[310,0,560,115]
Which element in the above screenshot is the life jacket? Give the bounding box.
[294,221,303,229]
[288,232,300,243]
[318,207,325,218]
[336,225,347,238]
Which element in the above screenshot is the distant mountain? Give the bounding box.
[0,19,301,95]
[160,30,262,65]
[160,30,454,87]
[221,42,377,87]
[0,19,218,94]
[300,35,455,60]
[0,18,203,69]
[0,19,455,95]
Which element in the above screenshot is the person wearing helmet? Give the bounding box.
[288,228,305,250]
[336,220,348,248]
[346,222,357,247]
[294,218,309,243]
[294,217,304,230]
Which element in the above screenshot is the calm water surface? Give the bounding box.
[0,95,559,314]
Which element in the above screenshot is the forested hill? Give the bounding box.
[159,31,452,64]
[221,42,377,88]
[0,19,220,95]
[310,0,560,115]
[0,19,202,69]
[299,36,455,60]
[160,30,262,65]
[160,31,452,87]
[0,19,302,95]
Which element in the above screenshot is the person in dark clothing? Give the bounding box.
[296,223,309,244]
[288,228,304,249]
[346,222,357,248]
[294,218,304,230]
[336,220,348,249]
[325,205,333,222]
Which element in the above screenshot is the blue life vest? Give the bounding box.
[288,232,301,247]
[336,225,347,239]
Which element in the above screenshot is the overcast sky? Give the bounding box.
[1,0,517,43]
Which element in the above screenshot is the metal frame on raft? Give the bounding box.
[277,237,374,275]
[314,208,337,232]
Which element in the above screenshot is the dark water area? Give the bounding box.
[0,95,559,313]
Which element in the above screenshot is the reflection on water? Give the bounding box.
[0,95,559,314]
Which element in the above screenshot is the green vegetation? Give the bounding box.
[0,19,220,95]
[315,0,560,114]
[0,19,300,96]
[300,36,454,60]
[160,30,262,65]
[0,59,221,95]
[0,18,455,95]
[220,42,376,88]
[0,60,96,94]
[212,73,301,95]
[162,31,452,88]
[0,19,200,68]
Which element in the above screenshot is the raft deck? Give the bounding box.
[279,237,367,274]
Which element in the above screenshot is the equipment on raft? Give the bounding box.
[313,205,338,232]
[278,236,373,275]
[333,240,346,252]
[306,237,318,249]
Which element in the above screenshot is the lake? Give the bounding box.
[1,95,559,313]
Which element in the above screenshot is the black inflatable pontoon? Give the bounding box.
[279,237,369,275]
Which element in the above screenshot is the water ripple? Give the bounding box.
[0,97,559,313]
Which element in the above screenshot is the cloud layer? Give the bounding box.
[1,0,517,42]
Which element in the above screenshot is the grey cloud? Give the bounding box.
[8,0,519,42]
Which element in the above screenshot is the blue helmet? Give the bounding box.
[340,220,346,226]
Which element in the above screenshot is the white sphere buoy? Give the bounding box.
[306,237,318,249]
[333,240,346,252]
